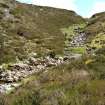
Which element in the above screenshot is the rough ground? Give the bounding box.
[0,0,105,105]
[0,0,85,64]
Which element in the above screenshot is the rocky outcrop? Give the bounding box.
[70,32,86,47]
[0,56,64,83]
[64,25,86,55]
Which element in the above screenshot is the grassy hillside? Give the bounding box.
[84,12,105,54]
[0,0,85,64]
[1,1,105,105]
[85,12,105,39]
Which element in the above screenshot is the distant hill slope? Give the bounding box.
[84,12,105,52]
[0,0,85,64]
[85,12,105,37]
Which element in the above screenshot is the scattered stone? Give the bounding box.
[70,33,86,47]
[64,24,87,56]
[0,55,67,93]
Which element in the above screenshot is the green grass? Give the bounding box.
[70,47,86,54]
[87,33,105,51]
[61,23,86,37]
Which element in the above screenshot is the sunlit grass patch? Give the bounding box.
[70,47,86,54]
[61,23,86,38]
[88,33,105,50]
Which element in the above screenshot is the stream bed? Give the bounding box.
[0,83,21,93]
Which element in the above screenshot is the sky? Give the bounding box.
[16,0,105,17]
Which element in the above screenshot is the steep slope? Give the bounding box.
[0,0,85,64]
[85,12,105,37]
[84,12,105,53]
